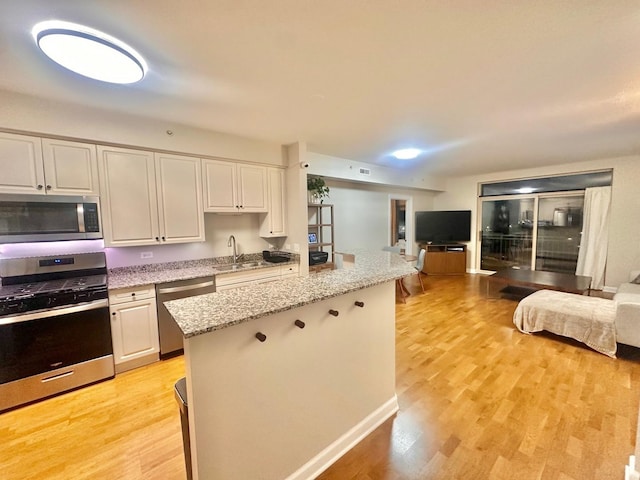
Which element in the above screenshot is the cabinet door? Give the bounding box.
[98,146,159,247]
[202,159,238,212]
[280,264,299,278]
[110,298,159,369]
[41,139,99,195]
[446,251,467,274]
[260,168,287,237]
[0,132,45,194]
[237,164,267,212]
[155,153,205,243]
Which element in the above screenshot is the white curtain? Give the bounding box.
[576,186,611,289]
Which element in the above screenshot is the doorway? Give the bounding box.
[389,195,413,255]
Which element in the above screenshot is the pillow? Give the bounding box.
[632,274,640,284]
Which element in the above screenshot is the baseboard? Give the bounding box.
[114,353,159,374]
[625,455,639,479]
[285,395,399,480]
[603,286,617,294]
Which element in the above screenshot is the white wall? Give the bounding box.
[307,151,446,192]
[0,89,284,166]
[434,155,640,288]
[324,179,436,255]
[284,142,311,272]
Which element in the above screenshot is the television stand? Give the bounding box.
[419,243,467,275]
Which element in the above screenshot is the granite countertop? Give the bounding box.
[165,249,416,338]
[107,253,296,290]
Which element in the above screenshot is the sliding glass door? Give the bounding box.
[535,195,584,273]
[480,197,535,271]
[479,193,584,273]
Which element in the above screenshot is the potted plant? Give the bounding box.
[307,176,330,204]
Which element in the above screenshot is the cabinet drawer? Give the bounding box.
[216,267,281,287]
[109,285,156,304]
[280,264,299,277]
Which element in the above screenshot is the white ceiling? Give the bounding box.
[1,1,640,176]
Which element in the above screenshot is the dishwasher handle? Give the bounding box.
[157,280,215,295]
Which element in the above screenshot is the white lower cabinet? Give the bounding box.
[108,286,159,373]
[215,264,299,291]
[280,263,299,278]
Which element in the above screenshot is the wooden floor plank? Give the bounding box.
[1,274,639,479]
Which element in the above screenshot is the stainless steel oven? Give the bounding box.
[0,252,113,412]
[0,194,102,243]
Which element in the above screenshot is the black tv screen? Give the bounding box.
[415,210,471,243]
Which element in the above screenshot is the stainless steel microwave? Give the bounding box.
[0,194,102,243]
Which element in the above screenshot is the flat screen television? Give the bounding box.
[415,210,471,243]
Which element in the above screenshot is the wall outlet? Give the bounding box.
[140,252,153,259]
[293,243,300,252]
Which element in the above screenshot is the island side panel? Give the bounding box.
[184,281,397,480]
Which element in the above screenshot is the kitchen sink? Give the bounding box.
[240,261,262,267]
[216,261,265,272]
[216,264,241,272]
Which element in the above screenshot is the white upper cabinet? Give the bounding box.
[155,153,205,244]
[0,132,44,194]
[98,146,159,246]
[237,163,268,212]
[203,159,267,213]
[41,139,100,195]
[260,167,287,237]
[0,132,99,195]
[98,146,204,247]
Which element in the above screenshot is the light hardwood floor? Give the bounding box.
[2,274,639,480]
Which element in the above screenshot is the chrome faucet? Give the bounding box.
[227,235,238,264]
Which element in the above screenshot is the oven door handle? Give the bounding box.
[0,299,109,325]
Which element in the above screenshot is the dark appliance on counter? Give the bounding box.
[156,277,215,359]
[0,252,113,412]
[262,250,293,263]
[0,194,102,244]
[309,251,328,265]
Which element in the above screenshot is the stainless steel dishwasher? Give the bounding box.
[156,276,215,358]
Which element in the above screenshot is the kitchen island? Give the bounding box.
[165,250,414,480]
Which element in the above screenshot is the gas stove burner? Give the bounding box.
[16,286,34,294]
[0,253,108,317]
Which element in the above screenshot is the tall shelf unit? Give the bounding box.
[308,203,334,272]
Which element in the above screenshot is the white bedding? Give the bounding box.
[513,289,617,358]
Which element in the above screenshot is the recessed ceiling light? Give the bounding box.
[391,148,421,160]
[32,20,147,84]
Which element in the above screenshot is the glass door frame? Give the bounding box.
[476,190,583,274]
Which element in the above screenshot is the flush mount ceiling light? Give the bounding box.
[391,148,421,160]
[32,20,147,84]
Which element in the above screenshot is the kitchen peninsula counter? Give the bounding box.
[165,250,413,480]
[165,249,414,337]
